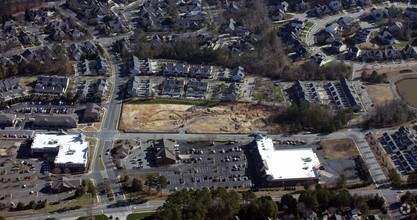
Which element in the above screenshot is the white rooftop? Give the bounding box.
[32,133,89,165]
[256,137,320,181]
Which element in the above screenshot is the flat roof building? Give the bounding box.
[254,136,320,186]
[31,133,89,170]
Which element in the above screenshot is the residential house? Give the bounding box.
[223,18,237,33]
[21,49,39,62]
[83,41,98,58]
[127,76,152,97]
[293,80,313,105]
[162,63,189,77]
[52,29,66,42]
[152,139,177,166]
[108,18,127,34]
[364,50,384,61]
[129,55,141,75]
[402,44,417,59]
[88,79,108,101]
[315,4,331,16]
[0,113,16,127]
[83,103,101,123]
[405,7,417,19]
[337,16,358,29]
[19,31,36,45]
[160,78,185,97]
[68,43,84,61]
[145,59,158,74]
[288,19,305,29]
[388,22,403,35]
[190,65,213,78]
[230,66,245,82]
[223,82,241,101]
[342,0,357,8]
[357,0,371,6]
[331,41,343,53]
[50,177,81,193]
[311,53,327,66]
[0,77,24,101]
[295,0,307,11]
[69,28,83,40]
[354,29,371,42]
[78,59,92,76]
[370,7,388,21]
[96,56,108,75]
[347,46,361,59]
[384,46,401,59]
[34,75,69,95]
[186,80,209,98]
[377,30,395,45]
[32,114,78,129]
[328,1,342,11]
[325,23,343,34]
[340,78,361,111]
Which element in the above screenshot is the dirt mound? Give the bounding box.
[119,103,280,133]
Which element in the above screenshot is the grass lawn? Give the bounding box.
[274,21,289,29]
[125,98,220,107]
[320,138,358,160]
[19,76,37,92]
[305,21,314,30]
[85,138,97,172]
[127,212,155,220]
[252,79,284,102]
[77,214,108,220]
[368,209,390,220]
[395,36,417,49]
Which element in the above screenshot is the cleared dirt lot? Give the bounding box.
[365,84,394,107]
[119,103,280,133]
[320,138,358,160]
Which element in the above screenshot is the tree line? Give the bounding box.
[0,0,44,17]
[275,104,354,133]
[151,188,277,220]
[364,100,414,129]
[147,186,387,220]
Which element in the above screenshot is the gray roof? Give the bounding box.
[34,75,69,94]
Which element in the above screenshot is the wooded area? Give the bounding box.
[0,0,45,16]
[275,104,354,133]
[364,100,414,128]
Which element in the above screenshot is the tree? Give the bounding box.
[280,194,297,214]
[298,190,318,213]
[63,168,71,174]
[75,187,86,198]
[16,202,25,211]
[131,178,142,192]
[123,174,130,183]
[157,175,168,197]
[389,169,402,187]
[336,174,348,189]
[145,174,158,195]
[52,167,61,174]
[408,173,417,186]
[248,196,278,219]
[27,200,36,209]
[241,190,256,203]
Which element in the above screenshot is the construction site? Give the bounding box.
[119,103,281,133]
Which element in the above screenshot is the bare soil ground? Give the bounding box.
[365,84,394,106]
[119,103,280,133]
[321,138,358,160]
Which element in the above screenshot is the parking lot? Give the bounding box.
[160,140,253,191]
[0,138,79,211]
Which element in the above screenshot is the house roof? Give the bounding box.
[51,177,81,191]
